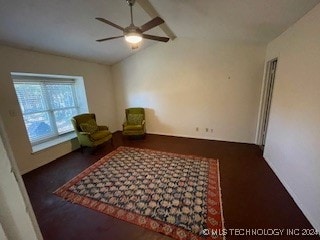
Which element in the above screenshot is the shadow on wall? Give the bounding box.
[144,108,172,135]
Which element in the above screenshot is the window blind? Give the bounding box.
[13,78,79,145]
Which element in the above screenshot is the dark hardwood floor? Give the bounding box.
[23,132,318,240]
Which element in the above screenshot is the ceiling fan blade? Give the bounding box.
[140,17,164,32]
[96,36,124,42]
[95,17,124,31]
[142,34,169,42]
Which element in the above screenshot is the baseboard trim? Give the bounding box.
[143,131,255,145]
[264,156,319,231]
[20,157,58,175]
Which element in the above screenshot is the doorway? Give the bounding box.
[257,58,278,151]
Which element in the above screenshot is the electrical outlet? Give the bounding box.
[206,128,208,132]
[196,127,199,131]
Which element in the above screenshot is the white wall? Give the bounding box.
[263,3,320,230]
[112,38,266,143]
[0,45,117,174]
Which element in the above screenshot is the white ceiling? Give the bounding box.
[0,0,319,65]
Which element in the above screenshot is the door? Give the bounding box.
[259,58,277,151]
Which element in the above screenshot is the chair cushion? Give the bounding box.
[123,124,143,131]
[127,114,143,125]
[79,119,98,133]
[89,130,111,141]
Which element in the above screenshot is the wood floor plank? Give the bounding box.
[23,132,318,240]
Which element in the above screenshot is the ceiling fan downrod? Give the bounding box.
[126,0,136,25]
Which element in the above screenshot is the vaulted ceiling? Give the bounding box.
[0,0,319,65]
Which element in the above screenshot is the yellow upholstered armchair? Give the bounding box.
[122,108,146,137]
[71,113,112,148]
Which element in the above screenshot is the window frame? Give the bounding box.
[11,72,89,150]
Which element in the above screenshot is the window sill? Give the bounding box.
[31,132,77,153]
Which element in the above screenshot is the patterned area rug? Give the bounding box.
[54,147,224,240]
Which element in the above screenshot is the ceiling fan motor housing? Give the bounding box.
[124,25,142,36]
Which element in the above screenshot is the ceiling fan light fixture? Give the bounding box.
[125,32,142,44]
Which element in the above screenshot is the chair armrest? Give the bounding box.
[98,125,109,131]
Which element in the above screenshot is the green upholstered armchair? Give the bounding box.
[122,108,146,136]
[71,113,112,148]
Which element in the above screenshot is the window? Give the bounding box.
[12,73,88,147]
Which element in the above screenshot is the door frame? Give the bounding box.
[0,115,43,240]
[256,58,278,150]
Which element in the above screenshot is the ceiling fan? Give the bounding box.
[95,0,170,48]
